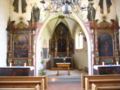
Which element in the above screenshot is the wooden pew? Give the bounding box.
[0,76,48,90]
[92,83,120,90]
[82,75,120,90]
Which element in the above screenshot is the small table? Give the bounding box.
[56,63,71,75]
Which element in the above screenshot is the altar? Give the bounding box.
[56,63,71,75]
[53,57,73,68]
[93,65,120,75]
[0,66,34,76]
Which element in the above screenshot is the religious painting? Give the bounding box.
[13,31,29,58]
[98,33,113,56]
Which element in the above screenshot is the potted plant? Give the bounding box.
[39,60,46,75]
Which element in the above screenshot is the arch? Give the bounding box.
[35,14,93,75]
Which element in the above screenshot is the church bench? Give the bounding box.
[92,83,120,90]
[0,88,35,90]
[0,81,42,90]
[0,76,48,90]
[82,75,120,90]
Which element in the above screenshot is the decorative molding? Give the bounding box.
[90,19,119,30]
[6,21,39,32]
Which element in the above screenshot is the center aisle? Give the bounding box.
[46,70,85,90]
[47,81,81,90]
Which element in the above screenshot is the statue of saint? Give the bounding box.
[31,4,40,22]
[87,3,96,21]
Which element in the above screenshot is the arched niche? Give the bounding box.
[48,22,74,69]
[49,22,74,57]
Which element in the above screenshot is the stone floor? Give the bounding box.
[46,70,87,90]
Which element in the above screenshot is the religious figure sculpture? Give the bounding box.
[87,3,96,21]
[31,4,40,22]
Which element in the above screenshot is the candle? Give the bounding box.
[10,62,12,67]
[102,62,105,65]
[24,62,27,66]
[116,61,119,65]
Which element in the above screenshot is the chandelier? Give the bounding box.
[40,0,83,14]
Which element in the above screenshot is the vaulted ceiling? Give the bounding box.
[40,15,83,40]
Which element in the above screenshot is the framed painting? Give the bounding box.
[7,20,34,66]
[13,31,29,58]
[98,33,113,56]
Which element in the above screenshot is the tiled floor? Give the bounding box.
[46,70,86,90]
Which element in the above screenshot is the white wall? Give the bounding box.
[74,40,88,70]
[0,0,119,74]
[0,0,10,66]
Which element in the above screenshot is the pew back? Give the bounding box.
[92,83,120,90]
[83,75,120,90]
[0,76,47,90]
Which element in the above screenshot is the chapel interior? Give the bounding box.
[0,0,120,90]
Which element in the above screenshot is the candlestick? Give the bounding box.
[10,62,12,67]
[102,62,105,65]
[116,61,119,65]
[24,62,27,66]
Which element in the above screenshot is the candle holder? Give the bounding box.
[24,62,27,66]
[102,61,105,65]
[9,62,12,67]
[116,61,119,65]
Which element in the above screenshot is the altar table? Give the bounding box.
[93,65,120,75]
[0,66,34,76]
[56,63,71,75]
